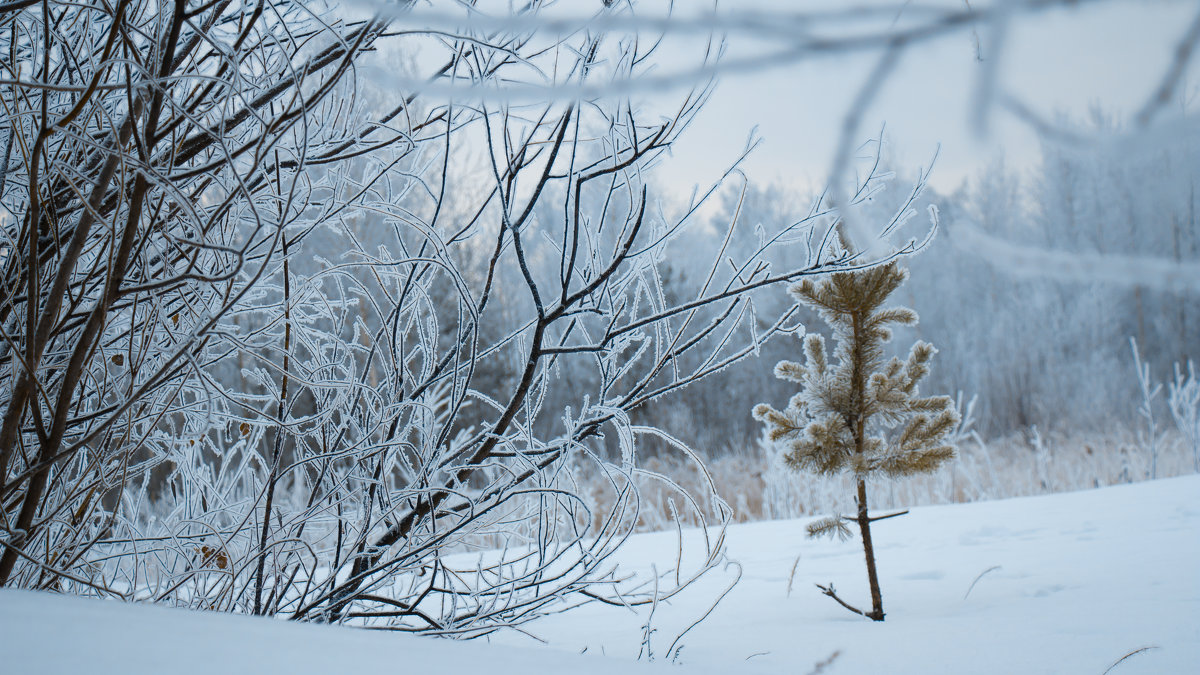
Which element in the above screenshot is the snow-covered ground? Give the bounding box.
[4,476,1197,674]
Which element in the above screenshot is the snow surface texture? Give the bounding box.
[4,476,1197,674]
[0,589,734,675]
[500,476,1200,674]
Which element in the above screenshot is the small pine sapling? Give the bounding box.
[753,262,958,621]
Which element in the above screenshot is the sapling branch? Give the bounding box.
[866,509,909,523]
[815,582,868,618]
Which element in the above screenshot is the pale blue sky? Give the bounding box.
[653,1,1200,194]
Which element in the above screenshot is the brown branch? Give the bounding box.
[815,582,868,618]
[867,509,908,523]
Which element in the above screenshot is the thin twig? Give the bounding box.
[1101,646,1159,675]
[815,582,867,618]
[806,650,842,675]
[963,565,1001,600]
[786,554,801,598]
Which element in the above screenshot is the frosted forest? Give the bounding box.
[0,1,1197,673]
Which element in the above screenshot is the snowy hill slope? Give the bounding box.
[0,587,740,675]
[3,476,1197,674]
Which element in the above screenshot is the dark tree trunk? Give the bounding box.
[856,478,885,621]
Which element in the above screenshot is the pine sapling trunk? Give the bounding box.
[851,309,885,621]
[856,478,884,621]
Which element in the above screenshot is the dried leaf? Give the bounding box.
[194,545,229,570]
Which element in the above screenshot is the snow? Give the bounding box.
[4,476,1197,674]
[516,474,1200,674]
[0,589,733,675]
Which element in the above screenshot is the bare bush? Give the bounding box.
[1168,362,1200,472]
[0,0,931,635]
[0,0,393,588]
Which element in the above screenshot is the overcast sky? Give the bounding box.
[649,1,1200,195]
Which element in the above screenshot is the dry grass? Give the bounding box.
[588,428,1197,531]
[761,427,1197,520]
